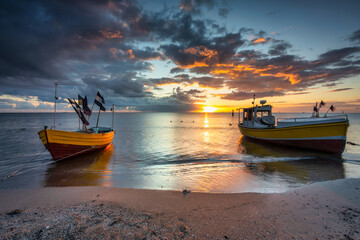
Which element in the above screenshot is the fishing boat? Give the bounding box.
[38,127,114,160]
[38,81,115,160]
[238,100,349,154]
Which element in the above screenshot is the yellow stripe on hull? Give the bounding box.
[239,122,349,140]
[38,129,114,147]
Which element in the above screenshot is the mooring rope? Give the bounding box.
[0,148,47,182]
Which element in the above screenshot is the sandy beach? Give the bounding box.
[0,178,359,239]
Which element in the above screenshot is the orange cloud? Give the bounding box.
[308,73,328,80]
[260,72,301,84]
[213,62,302,85]
[184,46,217,58]
[99,29,122,39]
[253,37,266,44]
[109,48,117,56]
[126,49,135,59]
[179,61,209,69]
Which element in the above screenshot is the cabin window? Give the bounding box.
[248,109,253,121]
[244,110,248,120]
[256,111,269,118]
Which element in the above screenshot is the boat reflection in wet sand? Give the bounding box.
[44,144,114,187]
[238,136,345,183]
[238,100,349,154]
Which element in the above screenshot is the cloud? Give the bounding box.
[179,0,216,13]
[218,8,229,18]
[252,37,267,44]
[171,86,203,102]
[348,29,360,44]
[268,40,292,56]
[329,88,353,92]
[221,90,285,101]
[1,0,360,112]
[83,72,152,98]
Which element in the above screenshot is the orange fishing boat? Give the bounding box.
[38,82,114,160]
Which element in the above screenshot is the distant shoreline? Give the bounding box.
[1,178,359,239]
[1,112,360,114]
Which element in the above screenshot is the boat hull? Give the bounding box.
[239,121,349,154]
[38,129,114,160]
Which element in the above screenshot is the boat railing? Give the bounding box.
[277,114,348,124]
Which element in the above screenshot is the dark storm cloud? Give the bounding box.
[315,47,360,66]
[348,29,360,44]
[0,0,168,107]
[170,67,185,74]
[236,50,266,60]
[83,72,152,98]
[175,74,190,80]
[172,86,192,102]
[268,40,292,56]
[209,22,227,34]
[213,33,245,62]
[161,44,201,66]
[0,0,130,80]
[184,89,203,94]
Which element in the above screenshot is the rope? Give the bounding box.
[0,148,47,182]
[56,147,93,161]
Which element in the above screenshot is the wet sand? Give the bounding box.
[0,178,359,239]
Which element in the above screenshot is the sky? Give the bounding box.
[0,0,359,113]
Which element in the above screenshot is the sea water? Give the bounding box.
[0,112,359,193]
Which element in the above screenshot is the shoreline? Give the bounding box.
[1,178,359,239]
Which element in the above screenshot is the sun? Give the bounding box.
[202,106,217,113]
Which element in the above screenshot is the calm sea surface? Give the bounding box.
[0,112,359,193]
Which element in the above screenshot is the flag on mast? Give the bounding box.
[94,91,106,111]
[330,105,335,112]
[83,96,92,116]
[67,98,89,125]
[78,94,84,107]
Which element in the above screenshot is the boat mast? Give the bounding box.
[87,102,95,121]
[112,104,115,130]
[54,80,58,129]
[96,106,101,128]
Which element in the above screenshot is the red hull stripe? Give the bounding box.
[45,142,109,160]
[246,137,346,154]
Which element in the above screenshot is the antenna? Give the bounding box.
[54,80,58,129]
